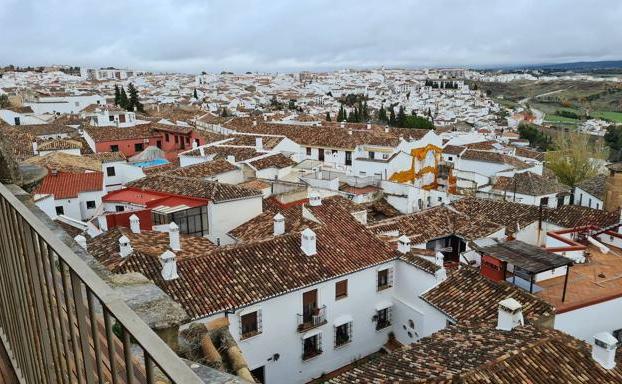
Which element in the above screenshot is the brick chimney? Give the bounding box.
[496,298,524,331]
[119,235,132,258]
[160,250,179,281]
[592,332,618,369]
[397,235,411,254]
[301,228,317,256]
[129,214,140,234]
[273,213,285,236]
[169,222,181,251]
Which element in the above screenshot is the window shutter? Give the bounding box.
[257,309,263,333]
[388,268,394,287]
[333,325,337,348]
[318,332,322,352]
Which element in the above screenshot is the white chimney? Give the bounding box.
[309,191,322,206]
[301,228,317,256]
[384,126,389,133]
[367,123,371,130]
[255,137,263,151]
[496,298,524,331]
[253,119,257,126]
[169,222,181,251]
[192,141,198,149]
[434,252,447,282]
[129,214,140,234]
[74,235,87,250]
[592,332,618,369]
[32,141,38,155]
[97,215,108,232]
[340,121,345,128]
[160,250,179,281]
[226,155,236,163]
[348,129,352,135]
[273,213,285,236]
[397,235,411,254]
[435,251,444,267]
[119,235,132,258]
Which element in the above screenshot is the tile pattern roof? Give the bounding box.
[24,152,102,173]
[37,139,83,151]
[84,124,160,142]
[398,250,441,275]
[442,145,466,155]
[515,147,545,161]
[248,154,296,170]
[575,174,608,199]
[329,324,622,383]
[183,145,260,161]
[421,266,554,324]
[365,198,402,224]
[159,159,237,178]
[369,205,504,244]
[492,171,570,196]
[89,201,395,319]
[19,122,76,137]
[85,152,127,163]
[461,149,530,170]
[0,124,36,161]
[126,174,261,202]
[34,171,103,199]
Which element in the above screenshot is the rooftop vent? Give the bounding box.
[273,213,285,236]
[301,228,317,256]
[119,235,132,258]
[74,235,87,250]
[592,332,618,369]
[129,214,140,234]
[397,235,411,254]
[169,222,181,251]
[309,192,322,207]
[160,250,179,281]
[496,298,523,331]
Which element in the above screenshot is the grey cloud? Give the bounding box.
[1,0,621,73]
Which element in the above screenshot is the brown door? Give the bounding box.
[318,149,324,161]
[119,114,126,123]
[302,290,317,322]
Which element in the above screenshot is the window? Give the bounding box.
[588,198,592,208]
[448,156,453,161]
[108,115,115,122]
[134,143,144,152]
[195,138,200,146]
[14,117,20,125]
[345,151,352,166]
[597,203,600,209]
[540,197,549,206]
[106,166,116,177]
[359,171,366,176]
[165,133,170,142]
[156,140,162,149]
[369,151,375,160]
[306,147,312,156]
[377,268,392,291]
[334,322,352,347]
[240,310,262,339]
[110,145,119,152]
[335,280,348,300]
[174,135,179,144]
[318,148,325,161]
[115,205,125,212]
[55,206,64,215]
[86,201,96,209]
[302,333,322,361]
[375,307,392,330]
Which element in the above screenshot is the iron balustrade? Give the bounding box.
[0,182,212,384]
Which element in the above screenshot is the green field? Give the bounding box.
[543,114,579,124]
[591,111,622,123]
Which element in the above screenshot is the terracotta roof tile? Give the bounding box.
[34,171,103,199]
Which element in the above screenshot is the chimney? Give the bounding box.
[301,228,317,256]
[340,121,345,128]
[160,250,179,281]
[226,155,236,163]
[367,123,371,130]
[119,235,132,258]
[51,168,58,176]
[192,141,198,149]
[384,126,389,133]
[273,213,285,236]
[592,332,618,369]
[309,191,322,206]
[397,235,411,254]
[32,140,38,155]
[74,235,87,250]
[129,214,140,234]
[255,137,263,151]
[97,215,108,232]
[348,129,352,135]
[496,298,524,331]
[435,251,444,267]
[169,222,181,251]
[253,120,257,127]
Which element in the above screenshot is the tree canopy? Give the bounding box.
[545,133,608,187]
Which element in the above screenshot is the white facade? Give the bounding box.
[0,109,46,125]
[206,196,263,245]
[36,189,105,221]
[574,187,603,210]
[25,94,106,115]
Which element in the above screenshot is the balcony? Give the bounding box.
[297,305,327,332]
[301,347,323,361]
[0,182,234,384]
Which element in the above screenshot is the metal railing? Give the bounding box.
[297,305,327,333]
[0,182,206,384]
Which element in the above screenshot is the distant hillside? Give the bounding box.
[521,60,622,71]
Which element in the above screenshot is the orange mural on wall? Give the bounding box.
[389,144,442,186]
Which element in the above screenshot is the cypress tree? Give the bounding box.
[114,85,120,106]
[119,86,129,110]
[397,106,406,127]
[389,107,396,126]
[193,88,198,99]
[127,83,143,112]
[326,112,331,122]
[378,104,387,122]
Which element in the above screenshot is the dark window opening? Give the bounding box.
[306,147,312,156]
[106,166,116,177]
[375,307,392,330]
[134,143,144,152]
[55,206,64,215]
[115,205,124,212]
[86,201,96,209]
[335,280,348,300]
[302,334,322,360]
[110,145,119,152]
[345,151,352,166]
[377,269,391,290]
[240,311,261,339]
[334,322,352,347]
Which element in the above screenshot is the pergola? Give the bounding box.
[478,240,574,302]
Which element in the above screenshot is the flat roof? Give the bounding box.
[478,240,573,274]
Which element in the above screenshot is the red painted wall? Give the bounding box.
[95,137,162,157]
[106,209,153,231]
[481,254,505,282]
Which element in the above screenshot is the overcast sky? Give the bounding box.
[1,0,621,73]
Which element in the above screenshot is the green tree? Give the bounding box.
[325,112,331,122]
[389,107,396,126]
[518,122,552,151]
[0,94,9,108]
[119,86,129,110]
[378,104,387,122]
[397,106,406,127]
[402,115,434,129]
[193,88,198,99]
[126,83,143,112]
[545,133,608,187]
[114,85,120,106]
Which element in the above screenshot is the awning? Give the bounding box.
[375,300,393,311]
[302,328,322,339]
[333,315,353,327]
